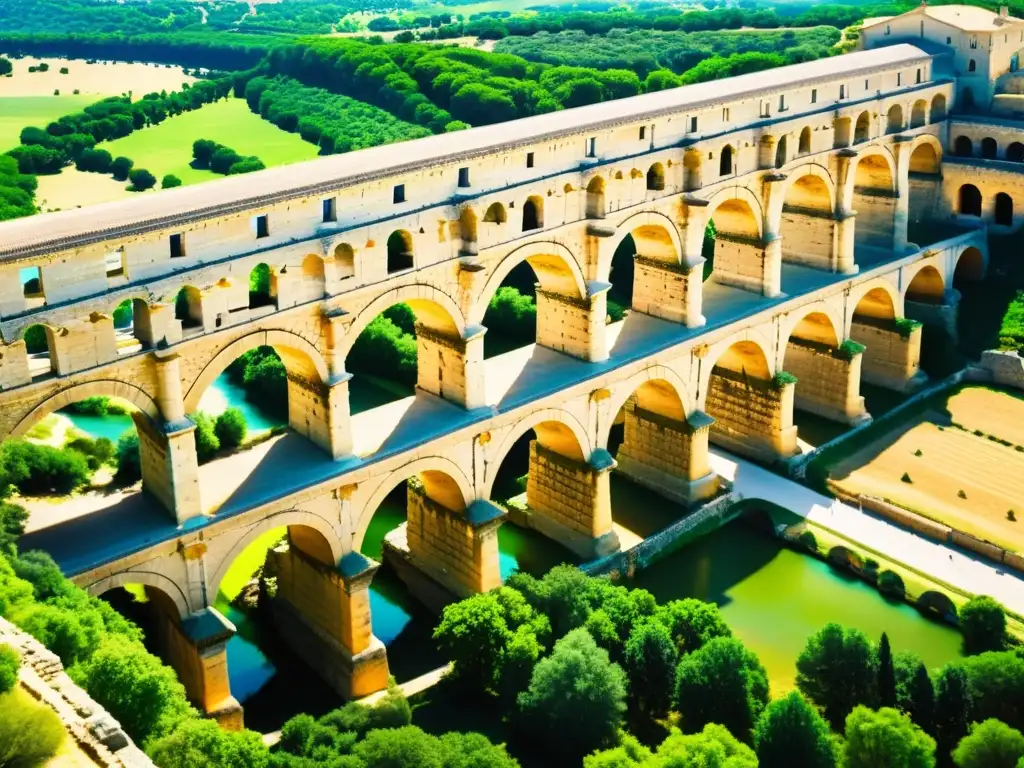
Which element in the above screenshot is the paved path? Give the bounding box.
[709,449,1024,616]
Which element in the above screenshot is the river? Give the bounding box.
[74,375,963,730]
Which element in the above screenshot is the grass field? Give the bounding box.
[35,98,319,211]
[0,94,96,151]
[0,57,194,99]
[828,385,1024,553]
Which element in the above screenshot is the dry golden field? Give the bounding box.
[0,57,195,98]
[830,386,1024,553]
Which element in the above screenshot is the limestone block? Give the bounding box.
[0,341,32,389]
[784,340,868,424]
[706,370,797,461]
[850,319,923,391]
[535,289,608,362]
[780,210,836,271]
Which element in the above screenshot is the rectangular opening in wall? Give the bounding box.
[255,214,269,239]
[20,266,42,299]
[689,116,698,132]
[105,247,126,278]
[778,94,786,112]
[811,88,817,104]
[322,197,337,223]
[526,151,535,168]
[393,184,406,204]
[897,72,902,86]
[638,126,646,140]
[916,68,922,83]
[840,84,846,99]
[458,167,470,187]
[169,233,184,258]
[586,137,596,157]
[722,107,730,121]
[864,79,869,90]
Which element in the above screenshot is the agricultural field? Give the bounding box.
[827,385,1024,553]
[0,94,95,151]
[35,98,318,210]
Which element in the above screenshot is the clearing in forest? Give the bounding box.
[0,94,96,151]
[827,385,1024,553]
[0,56,194,99]
[35,98,318,211]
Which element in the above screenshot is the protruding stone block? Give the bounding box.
[134,413,202,524]
[712,235,782,297]
[416,324,486,410]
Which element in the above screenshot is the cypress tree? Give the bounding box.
[878,633,897,708]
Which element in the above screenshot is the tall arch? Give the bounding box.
[683,150,701,191]
[849,151,897,249]
[905,265,945,304]
[854,111,871,143]
[910,99,927,128]
[930,93,947,122]
[775,135,788,169]
[602,365,695,449]
[88,573,191,620]
[386,230,414,274]
[798,126,811,155]
[996,192,1014,226]
[954,246,986,284]
[981,137,998,159]
[522,195,543,231]
[908,139,942,237]
[781,307,863,424]
[585,176,606,219]
[646,163,665,192]
[954,136,973,157]
[958,184,982,217]
[777,169,837,271]
[719,145,735,176]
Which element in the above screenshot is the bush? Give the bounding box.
[214,408,247,450]
[0,645,19,694]
[147,719,270,768]
[114,430,141,483]
[878,570,905,598]
[161,174,182,189]
[798,530,819,553]
[0,690,64,766]
[952,719,1024,768]
[754,691,839,768]
[843,706,936,768]
[75,147,112,173]
[191,412,220,463]
[959,596,1006,654]
[110,155,133,181]
[209,146,242,174]
[228,157,265,175]
[65,435,115,470]
[128,168,156,191]
[0,439,91,495]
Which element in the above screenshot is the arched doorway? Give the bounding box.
[906,266,945,304]
[607,220,681,322]
[910,99,927,128]
[981,137,998,159]
[1008,142,1024,162]
[704,195,764,293]
[719,145,734,176]
[386,231,414,274]
[954,136,973,157]
[995,192,1013,226]
[930,94,947,122]
[886,104,904,134]
[522,196,543,231]
[586,177,606,219]
[958,184,982,217]
[907,143,942,242]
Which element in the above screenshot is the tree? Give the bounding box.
[894,652,935,735]
[190,412,220,463]
[434,592,512,693]
[959,652,1024,732]
[654,598,731,655]
[959,596,1006,654]
[674,636,770,741]
[844,706,936,768]
[209,146,242,174]
[214,408,247,450]
[148,719,270,768]
[75,147,112,172]
[952,719,1024,768]
[0,503,28,556]
[0,688,64,766]
[754,691,839,768]
[0,645,18,694]
[879,633,897,708]
[162,174,182,189]
[623,619,677,718]
[228,157,265,175]
[934,665,972,761]
[0,57,11,76]
[652,724,758,767]
[114,430,141,483]
[517,627,626,760]
[192,138,220,167]
[110,155,133,181]
[128,167,156,191]
[796,623,877,729]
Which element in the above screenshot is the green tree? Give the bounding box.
[517,627,626,760]
[0,439,91,495]
[209,146,242,174]
[623,619,677,718]
[148,719,270,768]
[214,408,247,450]
[654,598,731,655]
[192,138,220,167]
[128,167,156,191]
[844,706,936,768]
[952,719,1024,768]
[959,596,1006,655]
[0,645,18,694]
[110,155,133,181]
[879,633,897,708]
[434,592,511,693]
[0,689,64,767]
[162,174,182,189]
[754,691,839,768]
[959,651,1024,732]
[228,157,265,175]
[0,503,28,556]
[674,636,770,741]
[653,724,758,768]
[895,652,935,735]
[75,147,112,173]
[114,430,141,483]
[190,412,220,463]
[796,623,877,729]
[0,57,11,76]
[934,665,972,760]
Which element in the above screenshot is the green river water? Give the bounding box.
[74,376,963,730]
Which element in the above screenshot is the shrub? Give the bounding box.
[114,430,141,483]
[837,339,866,361]
[110,156,133,181]
[210,146,242,174]
[772,371,798,389]
[147,719,270,768]
[796,623,877,730]
[191,412,220,463]
[1009,510,1017,522]
[0,690,64,766]
[0,440,91,495]
[878,570,905,598]
[754,690,839,768]
[191,139,220,168]
[960,596,1006,654]
[65,435,115,470]
[75,147,113,173]
[797,530,819,553]
[843,706,936,768]
[894,317,922,339]
[952,718,1024,768]
[214,408,247,450]
[902,473,913,483]
[228,157,265,175]
[0,645,19,694]
[128,168,157,191]
[161,174,182,189]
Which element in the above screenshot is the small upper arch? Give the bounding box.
[704,186,765,240]
[600,365,694,449]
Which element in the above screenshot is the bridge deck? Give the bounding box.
[19,237,967,576]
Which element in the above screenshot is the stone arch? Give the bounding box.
[330,243,356,280]
[601,365,694,449]
[386,230,415,274]
[996,192,1014,226]
[683,149,701,191]
[208,509,345,599]
[87,571,191,620]
[172,285,204,329]
[483,202,507,224]
[954,135,973,157]
[699,333,775,401]
[910,99,927,128]
[918,589,957,618]
[471,241,587,325]
[854,111,871,143]
[184,329,330,411]
[719,144,735,176]
[13,379,161,437]
[586,176,606,219]
[905,264,945,304]
[340,283,467,361]
[958,184,982,217]
[844,150,897,244]
[354,456,475,551]
[930,93,947,122]
[603,210,682,278]
[798,126,811,155]
[484,407,592,499]
[1009,142,1024,162]
[773,163,836,224]
[981,137,998,159]
[849,279,900,326]
[885,104,904,134]
[646,162,665,192]
[522,195,543,231]
[705,186,764,240]
[780,303,843,353]
[909,140,941,174]
[954,245,986,283]
[459,206,478,249]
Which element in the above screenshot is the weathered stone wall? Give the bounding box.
[712,237,772,293]
[632,257,689,324]
[850,319,922,390]
[780,210,835,270]
[784,341,865,423]
[535,289,604,361]
[618,403,692,478]
[852,190,897,247]
[706,371,796,460]
[908,175,942,232]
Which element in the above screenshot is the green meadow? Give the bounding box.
[0,94,97,151]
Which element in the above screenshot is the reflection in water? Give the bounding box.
[61,411,136,443]
[633,518,964,692]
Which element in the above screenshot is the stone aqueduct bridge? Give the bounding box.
[2,43,1000,725]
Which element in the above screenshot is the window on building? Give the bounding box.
[897,73,902,86]
[526,151,535,168]
[586,137,597,157]
[722,107,730,121]
[969,59,977,72]
[947,36,953,44]
[170,233,184,258]
[778,94,786,111]
[864,79,870,90]
[254,214,269,239]
[689,116,698,132]
[916,68,922,84]
[458,167,470,188]
[393,184,405,204]
[970,37,978,49]
[322,197,337,223]
[811,88,817,104]
[638,126,646,140]
[105,247,126,277]
[840,84,846,99]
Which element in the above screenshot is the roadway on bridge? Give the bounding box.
[709,449,1024,616]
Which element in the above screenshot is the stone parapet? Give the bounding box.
[0,616,155,768]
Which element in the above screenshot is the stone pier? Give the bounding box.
[631,257,706,327]
[614,400,719,505]
[706,370,798,461]
[415,325,486,409]
[784,340,869,424]
[850,317,925,391]
[133,413,201,524]
[535,286,609,362]
[712,235,782,297]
